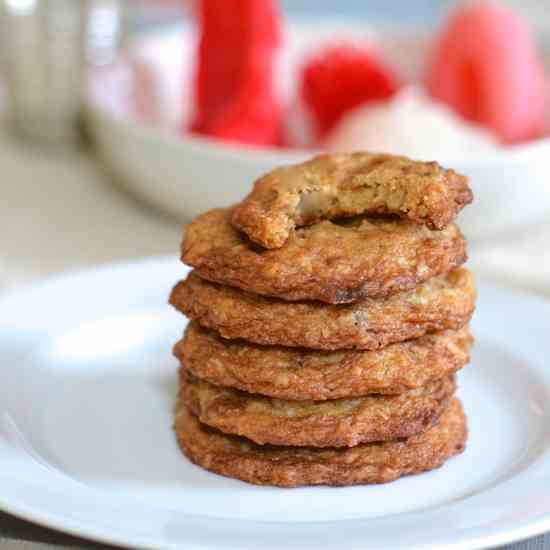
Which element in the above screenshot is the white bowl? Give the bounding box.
[84,22,550,241]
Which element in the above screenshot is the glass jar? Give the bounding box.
[0,0,126,146]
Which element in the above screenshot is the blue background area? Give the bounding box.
[133,1,460,32]
[280,0,456,25]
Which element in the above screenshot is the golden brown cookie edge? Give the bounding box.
[232,152,472,249]
[169,268,476,351]
[179,370,456,447]
[174,398,467,487]
[182,208,468,304]
[174,323,472,400]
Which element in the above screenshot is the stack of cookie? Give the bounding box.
[169,152,476,487]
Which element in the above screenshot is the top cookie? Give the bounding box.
[232,152,472,249]
[182,207,467,304]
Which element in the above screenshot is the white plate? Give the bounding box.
[2,257,550,550]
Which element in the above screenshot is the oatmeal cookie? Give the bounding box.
[179,370,456,447]
[169,268,476,350]
[182,207,467,303]
[232,152,472,248]
[175,398,467,487]
[174,323,472,400]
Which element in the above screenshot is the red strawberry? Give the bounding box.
[301,44,401,138]
[190,0,283,147]
[206,85,283,147]
[426,2,549,143]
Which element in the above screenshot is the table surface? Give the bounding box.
[1,127,550,549]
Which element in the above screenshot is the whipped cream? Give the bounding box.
[324,86,498,158]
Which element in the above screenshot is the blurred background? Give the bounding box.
[1,0,550,294]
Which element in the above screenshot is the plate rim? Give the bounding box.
[1,255,550,550]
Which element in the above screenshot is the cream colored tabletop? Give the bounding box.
[1,128,550,550]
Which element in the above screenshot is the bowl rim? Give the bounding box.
[85,91,550,167]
